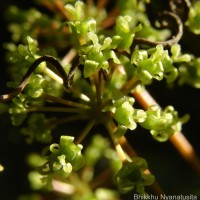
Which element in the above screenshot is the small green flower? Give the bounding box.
[42,136,85,180]
[79,32,120,78]
[9,94,28,126]
[103,90,146,137]
[186,1,200,34]
[132,45,178,84]
[115,158,155,194]
[140,105,189,142]
[20,113,52,144]
[113,16,136,49]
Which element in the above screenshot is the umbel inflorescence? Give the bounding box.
[0,0,200,199]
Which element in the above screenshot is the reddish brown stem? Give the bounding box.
[101,7,119,29]
[97,0,108,9]
[105,120,165,195]
[133,88,200,175]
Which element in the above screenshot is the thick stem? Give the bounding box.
[133,87,200,175]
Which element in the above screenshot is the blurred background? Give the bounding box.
[0,1,200,199]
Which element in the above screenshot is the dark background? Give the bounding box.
[0,1,200,199]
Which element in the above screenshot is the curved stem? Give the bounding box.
[66,55,80,89]
[169,0,191,22]
[0,55,69,102]
[39,49,77,85]
[133,11,183,48]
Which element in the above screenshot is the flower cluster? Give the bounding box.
[140,105,189,142]
[115,158,155,194]
[131,45,178,84]
[1,0,198,198]
[40,136,85,183]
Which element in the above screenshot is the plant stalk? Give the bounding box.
[105,119,165,195]
[75,120,96,144]
[28,106,83,113]
[42,93,90,109]
[47,115,83,128]
[133,87,200,175]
